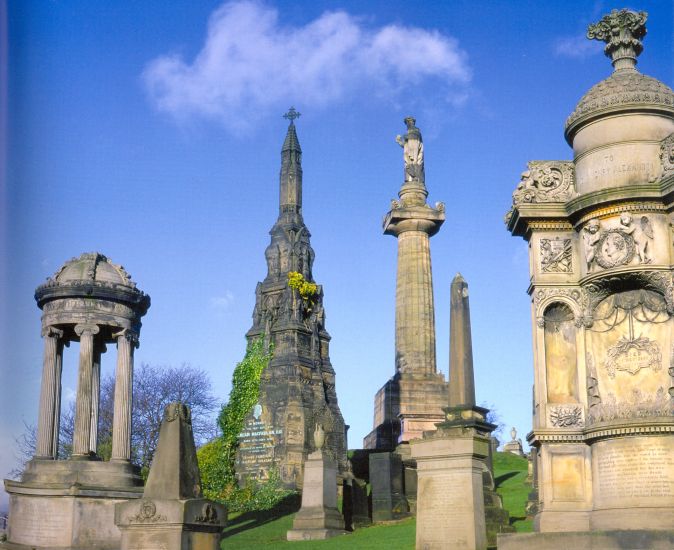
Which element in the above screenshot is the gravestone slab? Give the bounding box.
[369,452,408,522]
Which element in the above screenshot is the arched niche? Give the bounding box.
[544,302,579,403]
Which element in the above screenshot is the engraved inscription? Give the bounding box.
[11,499,70,546]
[597,442,674,501]
[417,472,479,546]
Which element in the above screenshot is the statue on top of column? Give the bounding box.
[396,116,425,183]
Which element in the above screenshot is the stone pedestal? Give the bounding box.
[287,450,347,540]
[115,403,226,550]
[3,459,142,550]
[369,452,409,522]
[411,432,490,550]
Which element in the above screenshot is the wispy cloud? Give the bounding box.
[210,291,234,310]
[142,1,471,130]
[553,35,601,59]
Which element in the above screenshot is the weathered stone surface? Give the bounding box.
[365,118,448,449]
[238,111,348,488]
[412,434,489,550]
[506,8,674,539]
[369,452,408,522]
[2,253,149,550]
[498,530,674,550]
[115,403,226,550]
[287,435,347,541]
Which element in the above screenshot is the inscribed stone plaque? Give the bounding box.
[11,496,72,546]
[235,403,283,482]
[593,437,674,508]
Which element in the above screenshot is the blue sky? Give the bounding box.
[1,0,673,510]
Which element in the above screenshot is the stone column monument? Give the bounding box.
[364,117,448,449]
[411,274,496,550]
[237,108,348,489]
[3,252,150,550]
[501,8,674,549]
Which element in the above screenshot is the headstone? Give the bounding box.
[364,117,448,450]
[239,110,348,489]
[115,403,226,550]
[369,452,409,522]
[287,425,347,540]
[502,8,674,548]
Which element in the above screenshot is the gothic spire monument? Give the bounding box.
[364,117,449,449]
[236,109,348,489]
[502,9,674,549]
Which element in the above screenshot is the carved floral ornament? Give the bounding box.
[550,405,584,428]
[511,161,576,206]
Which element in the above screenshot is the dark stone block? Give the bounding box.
[369,452,409,522]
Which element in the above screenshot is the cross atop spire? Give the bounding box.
[283,107,301,124]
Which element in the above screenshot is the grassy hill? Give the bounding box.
[221,451,531,548]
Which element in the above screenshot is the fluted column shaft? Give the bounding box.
[111,330,136,461]
[72,324,99,457]
[395,230,436,375]
[89,343,105,454]
[35,327,64,458]
[52,340,64,457]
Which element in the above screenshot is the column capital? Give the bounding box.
[74,323,100,337]
[114,328,139,348]
[41,326,64,339]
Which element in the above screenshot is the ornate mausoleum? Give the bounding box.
[503,9,674,548]
[3,252,150,549]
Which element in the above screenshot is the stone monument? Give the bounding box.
[502,427,525,456]
[411,274,496,550]
[364,116,448,450]
[502,8,674,548]
[286,424,347,540]
[237,108,348,489]
[115,403,226,550]
[2,252,150,550]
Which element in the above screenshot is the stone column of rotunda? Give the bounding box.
[111,329,138,461]
[72,324,100,457]
[35,326,65,459]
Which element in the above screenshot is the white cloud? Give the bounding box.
[210,291,234,310]
[553,35,601,59]
[142,1,471,129]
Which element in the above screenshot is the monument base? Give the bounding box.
[115,498,226,550]
[411,429,490,550]
[3,459,142,550]
[286,450,347,541]
[498,530,674,550]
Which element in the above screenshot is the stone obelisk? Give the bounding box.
[364,117,448,449]
[238,108,348,489]
[412,275,496,550]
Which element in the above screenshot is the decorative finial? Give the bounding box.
[283,106,301,124]
[587,9,647,71]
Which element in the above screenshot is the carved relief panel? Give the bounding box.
[581,211,669,275]
[585,289,673,423]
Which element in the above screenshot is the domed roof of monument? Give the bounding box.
[564,9,674,143]
[52,252,137,288]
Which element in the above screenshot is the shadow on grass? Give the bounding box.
[508,515,526,526]
[494,471,519,487]
[222,494,301,539]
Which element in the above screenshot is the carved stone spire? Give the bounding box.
[448,273,476,408]
[279,107,303,221]
[587,9,647,71]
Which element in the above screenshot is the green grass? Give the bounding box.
[221,451,532,547]
[493,451,533,532]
